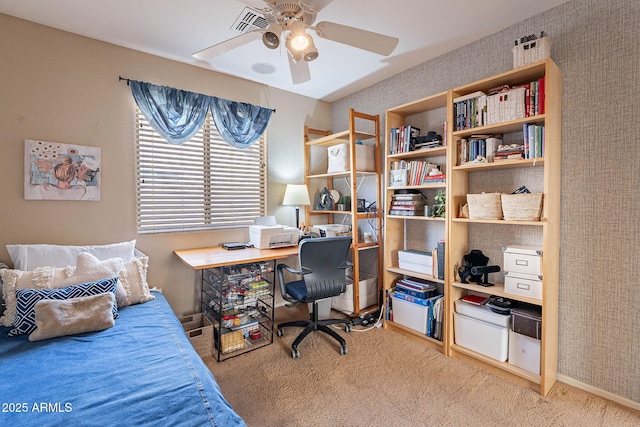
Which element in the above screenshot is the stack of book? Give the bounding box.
[388,125,420,154]
[494,144,525,161]
[389,193,424,216]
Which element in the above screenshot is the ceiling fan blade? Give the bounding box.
[288,54,311,84]
[314,21,399,56]
[193,31,263,60]
[300,0,335,13]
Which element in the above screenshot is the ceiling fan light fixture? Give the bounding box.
[262,31,280,49]
[302,37,318,61]
[290,33,309,51]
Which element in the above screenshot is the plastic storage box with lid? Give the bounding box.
[390,291,441,335]
[453,299,511,362]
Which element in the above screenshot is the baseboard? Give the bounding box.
[557,374,640,412]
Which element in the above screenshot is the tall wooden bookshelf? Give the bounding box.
[383,91,449,352]
[382,59,561,395]
[304,109,382,316]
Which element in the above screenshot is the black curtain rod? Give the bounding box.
[118,75,275,113]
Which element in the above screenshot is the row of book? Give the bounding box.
[389,160,445,187]
[388,123,448,155]
[523,123,545,159]
[456,123,545,164]
[453,77,546,131]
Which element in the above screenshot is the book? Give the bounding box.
[461,294,489,305]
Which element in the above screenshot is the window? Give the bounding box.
[136,109,267,233]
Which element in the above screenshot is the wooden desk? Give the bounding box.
[174,245,299,270]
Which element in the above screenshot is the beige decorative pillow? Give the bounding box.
[118,256,154,307]
[0,266,68,327]
[28,293,116,342]
[60,253,127,305]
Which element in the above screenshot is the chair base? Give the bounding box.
[277,301,351,358]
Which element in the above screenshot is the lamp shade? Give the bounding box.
[282,184,311,206]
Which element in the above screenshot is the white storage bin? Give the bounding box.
[391,295,429,335]
[332,275,378,315]
[309,298,332,320]
[486,87,526,125]
[454,299,511,328]
[508,330,541,374]
[454,312,509,362]
[503,245,542,276]
[504,271,543,300]
[327,143,376,173]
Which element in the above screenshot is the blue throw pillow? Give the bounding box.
[10,277,119,336]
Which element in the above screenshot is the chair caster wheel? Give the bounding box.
[345,324,352,333]
[277,328,284,337]
[340,345,348,355]
[291,349,300,359]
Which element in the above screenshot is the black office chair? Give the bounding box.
[276,236,353,359]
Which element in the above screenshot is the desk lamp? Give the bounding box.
[282,184,310,229]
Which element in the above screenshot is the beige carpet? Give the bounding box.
[205,305,639,427]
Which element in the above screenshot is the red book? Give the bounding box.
[538,77,545,114]
[461,295,489,305]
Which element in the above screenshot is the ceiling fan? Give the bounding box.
[193,0,399,84]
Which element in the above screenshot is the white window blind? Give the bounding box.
[136,109,267,233]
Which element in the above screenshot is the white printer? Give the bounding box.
[249,216,300,249]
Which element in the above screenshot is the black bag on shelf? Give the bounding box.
[458,249,489,283]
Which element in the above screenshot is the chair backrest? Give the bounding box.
[298,236,352,302]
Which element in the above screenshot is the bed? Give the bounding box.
[0,242,246,426]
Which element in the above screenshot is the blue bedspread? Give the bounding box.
[0,291,246,427]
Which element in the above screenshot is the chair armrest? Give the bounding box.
[276,263,314,304]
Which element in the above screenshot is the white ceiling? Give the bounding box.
[0,0,570,102]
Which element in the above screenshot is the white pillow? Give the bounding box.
[6,240,136,270]
[118,256,154,307]
[61,253,127,306]
[0,266,68,327]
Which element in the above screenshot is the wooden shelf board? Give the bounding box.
[451,217,544,226]
[388,146,447,159]
[387,267,444,284]
[450,344,541,385]
[387,91,448,115]
[306,130,376,147]
[452,157,544,171]
[387,215,446,221]
[451,281,542,306]
[387,182,446,190]
[452,115,546,139]
[307,171,378,179]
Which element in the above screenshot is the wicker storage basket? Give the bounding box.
[180,313,213,357]
[467,193,503,220]
[513,37,551,68]
[501,193,543,221]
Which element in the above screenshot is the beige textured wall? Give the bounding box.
[0,14,331,316]
[332,0,639,406]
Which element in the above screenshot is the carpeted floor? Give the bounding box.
[204,305,639,427]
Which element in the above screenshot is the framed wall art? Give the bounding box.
[24,139,101,201]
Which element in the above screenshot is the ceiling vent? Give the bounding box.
[232,7,269,34]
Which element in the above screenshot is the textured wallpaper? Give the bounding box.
[331,0,639,404]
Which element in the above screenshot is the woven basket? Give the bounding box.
[467,193,503,220]
[501,193,543,221]
[513,37,551,68]
[180,313,213,357]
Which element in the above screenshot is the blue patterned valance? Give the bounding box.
[130,80,272,148]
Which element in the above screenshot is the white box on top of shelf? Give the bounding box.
[502,245,543,276]
[508,330,541,374]
[327,143,376,173]
[332,275,378,315]
[453,312,509,362]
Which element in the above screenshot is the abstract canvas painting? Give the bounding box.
[24,140,101,201]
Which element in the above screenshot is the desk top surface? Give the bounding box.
[174,245,299,270]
